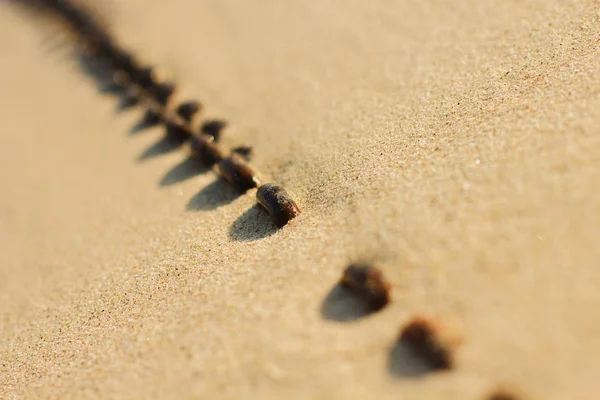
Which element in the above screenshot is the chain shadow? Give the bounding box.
[129,113,161,135]
[117,92,140,112]
[137,135,185,162]
[186,178,241,211]
[387,341,445,379]
[160,156,210,187]
[76,51,126,94]
[228,204,278,242]
[320,284,375,322]
[76,51,143,116]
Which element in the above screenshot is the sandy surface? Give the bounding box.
[1,0,599,398]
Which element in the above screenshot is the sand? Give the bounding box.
[1,0,599,398]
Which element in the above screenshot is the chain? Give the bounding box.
[36,0,301,228]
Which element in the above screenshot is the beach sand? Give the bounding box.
[1,0,599,398]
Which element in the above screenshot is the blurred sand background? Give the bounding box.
[1,0,599,398]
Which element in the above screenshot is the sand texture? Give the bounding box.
[1,0,600,398]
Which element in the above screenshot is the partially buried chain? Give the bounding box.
[35,0,301,228]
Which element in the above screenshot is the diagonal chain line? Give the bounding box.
[34,0,302,229]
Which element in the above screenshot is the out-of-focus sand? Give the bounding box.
[1,1,599,398]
